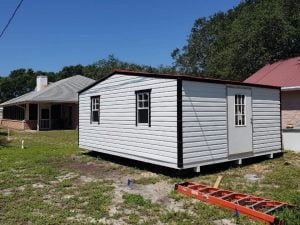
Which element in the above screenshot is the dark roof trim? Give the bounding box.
[78,69,281,94]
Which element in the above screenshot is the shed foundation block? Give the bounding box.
[193,166,201,173]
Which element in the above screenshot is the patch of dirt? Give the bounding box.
[63,194,74,200]
[214,219,236,225]
[244,173,261,182]
[62,161,125,180]
[17,185,26,192]
[32,183,46,189]
[98,217,126,225]
[139,171,159,178]
[78,175,96,183]
[109,178,183,217]
[249,164,272,176]
[1,188,12,196]
[56,172,78,182]
[285,153,300,167]
[67,213,97,224]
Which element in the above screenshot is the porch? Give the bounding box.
[0,103,78,131]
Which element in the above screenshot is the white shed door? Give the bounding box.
[227,87,253,155]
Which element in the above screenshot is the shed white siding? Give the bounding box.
[252,87,281,153]
[182,81,228,168]
[79,74,178,168]
[182,81,281,169]
[79,71,282,170]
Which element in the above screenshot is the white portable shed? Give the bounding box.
[78,70,282,171]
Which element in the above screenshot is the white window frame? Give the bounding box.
[234,94,246,126]
[91,96,100,123]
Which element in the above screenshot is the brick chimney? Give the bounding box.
[36,76,48,92]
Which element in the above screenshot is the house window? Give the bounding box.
[29,104,38,120]
[135,89,151,126]
[235,94,246,126]
[91,96,100,123]
[3,105,25,120]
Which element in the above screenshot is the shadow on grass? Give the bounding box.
[0,137,9,147]
[0,131,8,136]
[83,151,283,179]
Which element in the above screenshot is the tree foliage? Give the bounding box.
[0,55,175,103]
[172,0,300,80]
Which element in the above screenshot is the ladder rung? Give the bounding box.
[208,190,221,196]
[188,185,203,189]
[250,200,266,209]
[264,204,285,214]
[233,195,250,203]
[197,187,209,192]
[220,192,235,199]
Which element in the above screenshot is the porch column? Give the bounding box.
[37,103,40,131]
[25,103,29,120]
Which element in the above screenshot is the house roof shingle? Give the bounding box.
[1,75,95,106]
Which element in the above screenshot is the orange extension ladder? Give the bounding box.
[175,182,293,225]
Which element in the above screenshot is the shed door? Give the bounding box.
[227,87,253,155]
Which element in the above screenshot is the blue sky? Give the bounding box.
[0,0,241,76]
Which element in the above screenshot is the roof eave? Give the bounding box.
[281,86,300,91]
[78,70,281,94]
[0,100,78,107]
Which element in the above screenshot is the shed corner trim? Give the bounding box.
[177,78,183,168]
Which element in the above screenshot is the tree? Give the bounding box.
[88,55,176,80]
[0,69,55,103]
[172,0,300,81]
[57,64,84,80]
[0,55,176,103]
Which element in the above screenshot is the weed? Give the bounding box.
[123,193,148,206]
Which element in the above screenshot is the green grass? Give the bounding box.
[0,129,113,225]
[133,176,163,185]
[0,128,299,225]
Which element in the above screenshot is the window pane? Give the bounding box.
[144,101,148,107]
[41,109,49,119]
[92,111,99,122]
[138,109,148,123]
[138,94,143,100]
[234,94,246,126]
[143,93,148,100]
[138,101,143,108]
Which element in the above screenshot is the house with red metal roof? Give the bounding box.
[245,57,300,151]
[245,57,300,129]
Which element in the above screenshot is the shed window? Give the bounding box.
[235,94,246,126]
[135,89,151,126]
[91,96,100,123]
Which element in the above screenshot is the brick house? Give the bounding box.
[0,75,94,131]
[245,57,300,129]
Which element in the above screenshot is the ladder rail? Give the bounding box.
[175,182,293,225]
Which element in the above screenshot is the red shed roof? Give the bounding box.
[244,57,300,87]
